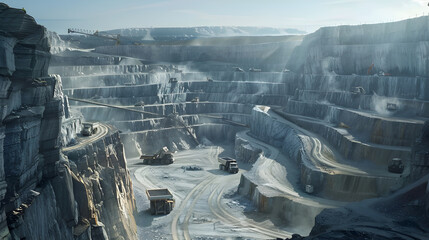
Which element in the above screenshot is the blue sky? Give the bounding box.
[2,0,428,34]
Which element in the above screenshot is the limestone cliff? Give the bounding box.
[287,16,429,77]
[0,3,136,240]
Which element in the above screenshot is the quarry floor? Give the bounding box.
[127,145,294,240]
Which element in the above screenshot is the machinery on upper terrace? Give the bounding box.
[68,28,120,45]
[81,122,99,136]
[351,86,366,95]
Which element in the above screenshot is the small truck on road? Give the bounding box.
[146,188,175,215]
[140,146,174,165]
[218,157,239,174]
[81,122,100,136]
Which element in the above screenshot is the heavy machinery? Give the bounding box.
[386,103,398,111]
[191,97,199,103]
[218,157,239,174]
[81,122,99,136]
[388,158,404,174]
[146,188,175,215]
[68,28,120,45]
[305,185,314,194]
[169,78,178,83]
[140,147,174,165]
[351,86,366,95]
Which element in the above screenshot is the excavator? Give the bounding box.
[67,28,120,45]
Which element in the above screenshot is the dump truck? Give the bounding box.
[146,188,175,215]
[351,86,366,95]
[388,158,404,174]
[386,103,398,111]
[140,146,174,165]
[81,122,99,136]
[218,157,239,173]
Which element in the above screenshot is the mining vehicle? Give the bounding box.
[234,67,244,72]
[218,157,239,173]
[249,68,261,72]
[351,86,366,95]
[81,122,99,136]
[169,77,178,83]
[191,97,199,103]
[140,146,174,165]
[388,158,404,174]
[305,185,314,193]
[146,188,175,215]
[386,103,398,111]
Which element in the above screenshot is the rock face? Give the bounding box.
[278,18,429,239]
[0,3,136,239]
[288,174,429,240]
[94,38,302,71]
[287,16,429,77]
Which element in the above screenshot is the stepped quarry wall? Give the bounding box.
[94,40,302,71]
[287,16,429,78]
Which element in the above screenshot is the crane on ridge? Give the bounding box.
[67,28,120,45]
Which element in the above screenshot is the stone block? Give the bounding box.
[72,174,91,219]
[51,163,77,227]
[0,35,16,76]
[12,44,50,79]
[41,148,61,178]
[21,85,53,106]
[43,99,63,118]
[91,224,109,240]
[0,4,46,43]
[39,117,61,151]
[0,76,12,99]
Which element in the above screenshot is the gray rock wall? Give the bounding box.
[287,16,429,77]
[63,130,137,240]
[0,4,137,240]
[94,40,301,70]
[249,107,403,201]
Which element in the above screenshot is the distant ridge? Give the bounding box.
[102,26,305,41]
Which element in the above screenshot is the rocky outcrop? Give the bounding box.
[410,121,429,182]
[62,129,136,240]
[0,4,53,239]
[94,38,302,71]
[287,16,429,78]
[0,4,136,240]
[288,174,429,240]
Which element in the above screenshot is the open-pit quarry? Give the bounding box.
[45,15,429,240]
[2,3,428,239]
